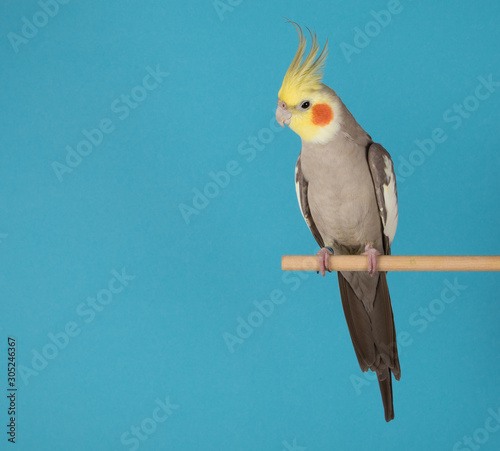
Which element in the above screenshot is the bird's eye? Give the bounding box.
[300,101,311,110]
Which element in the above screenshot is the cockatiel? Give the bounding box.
[276,22,400,422]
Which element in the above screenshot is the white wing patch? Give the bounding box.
[295,166,311,227]
[381,155,398,244]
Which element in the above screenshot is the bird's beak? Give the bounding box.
[276,102,292,127]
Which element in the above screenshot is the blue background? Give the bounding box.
[1,1,500,450]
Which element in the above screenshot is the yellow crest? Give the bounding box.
[278,21,328,106]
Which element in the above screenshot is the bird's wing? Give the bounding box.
[367,143,398,255]
[295,154,324,248]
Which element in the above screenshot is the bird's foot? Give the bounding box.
[316,247,333,277]
[362,244,381,277]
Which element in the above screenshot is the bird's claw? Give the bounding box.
[316,247,333,277]
[362,244,381,277]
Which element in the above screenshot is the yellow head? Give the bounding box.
[276,22,338,144]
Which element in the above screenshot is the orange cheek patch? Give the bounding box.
[312,103,334,126]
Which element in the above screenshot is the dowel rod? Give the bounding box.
[281,255,500,272]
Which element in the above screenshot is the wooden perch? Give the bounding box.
[281,255,500,272]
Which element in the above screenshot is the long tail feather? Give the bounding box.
[337,271,400,421]
[378,370,394,422]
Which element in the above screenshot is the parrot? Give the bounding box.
[275,22,401,422]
